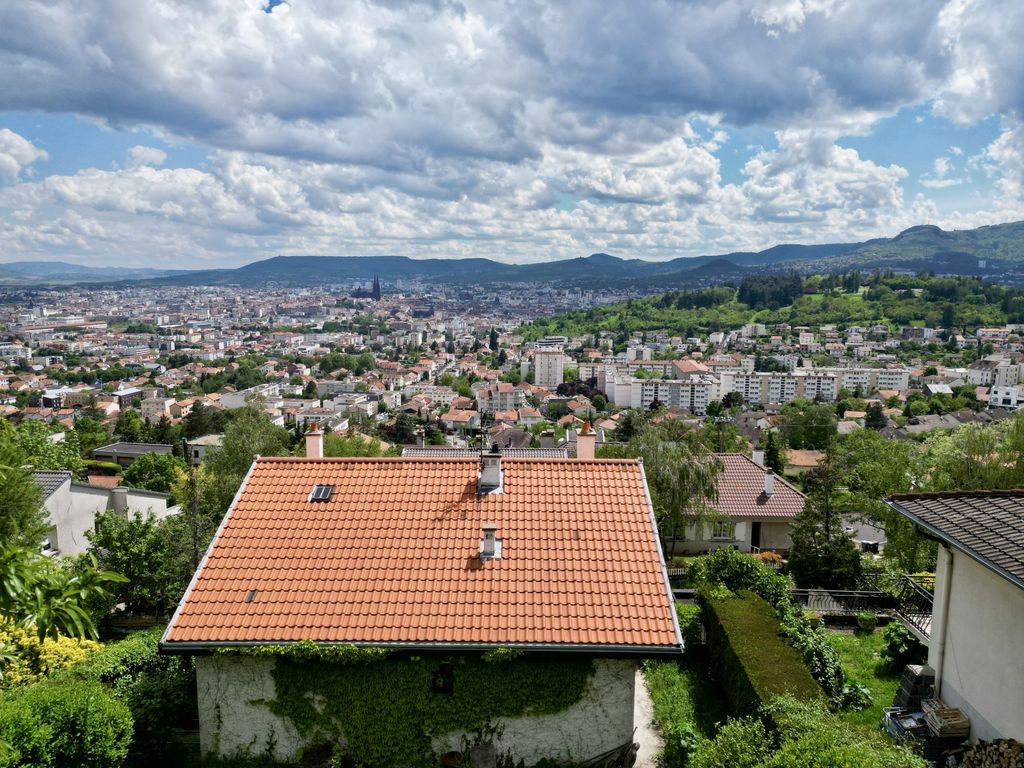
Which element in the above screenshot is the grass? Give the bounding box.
[828,628,901,731]
[644,651,727,742]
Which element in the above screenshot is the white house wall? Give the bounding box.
[929,549,1024,741]
[195,656,636,764]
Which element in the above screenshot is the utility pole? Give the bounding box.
[181,437,201,570]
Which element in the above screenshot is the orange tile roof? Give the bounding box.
[713,454,805,520]
[163,457,679,652]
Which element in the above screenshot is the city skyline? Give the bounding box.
[0,0,1022,268]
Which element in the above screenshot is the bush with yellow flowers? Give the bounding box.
[0,620,102,687]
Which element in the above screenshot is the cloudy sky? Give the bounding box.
[0,0,1023,268]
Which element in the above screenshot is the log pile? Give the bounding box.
[958,739,1024,768]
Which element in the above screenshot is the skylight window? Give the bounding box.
[309,484,335,502]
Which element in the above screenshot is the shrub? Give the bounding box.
[856,611,877,633]
[0,679,133,768]
[878,623,927,674]
[703,591,824,715]
[689,549,792,609]
[0,620,103,687]
[57,628,197,765]
[689,718,770,768]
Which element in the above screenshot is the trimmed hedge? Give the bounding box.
[703,590,824,715]
[0,679,133,768]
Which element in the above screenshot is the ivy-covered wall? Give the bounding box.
[194,651,635,767]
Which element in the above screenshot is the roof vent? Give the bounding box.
[480,522,501,561]
[310,484,335,502]
[478,453,503,495]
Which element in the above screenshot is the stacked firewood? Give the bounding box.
[958,739,1024,768]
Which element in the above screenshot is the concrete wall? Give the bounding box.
[669,520,792,555]
[929,548,1024,742]
[195,656,636,765]
[44,483,170,556]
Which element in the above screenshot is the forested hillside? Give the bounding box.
[522,273,1024,340]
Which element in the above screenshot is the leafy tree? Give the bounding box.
[73,416,110,455]
[316,431,393,457]
[614,408,649,442]
[123,452,187,502]
[0,445,46,547]
[113,408,146,443]
[181,401,227,439]
[2,420,85,477]
[591,393,607,411]
[628,424,723,551]
[388,412,419,445]
[779,400,837,450]
[837,430,927,572]
[864,402,887,430]
[203,406,292,517]
[303,380,320,399]
[721,391,744,410]
[787,447,862,589]
[83,511,195,617]
[151,413,176,444]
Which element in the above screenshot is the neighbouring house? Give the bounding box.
[92,441,173,469]
[664,453,804,555]
[887,491,1024,742]
[160,439,680,764]
[34,470,172,556]
[185,434,224,466]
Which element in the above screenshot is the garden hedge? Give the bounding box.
[703,590,824,715]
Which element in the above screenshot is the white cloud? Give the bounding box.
[0,129,47,180]
[125,145,167,169]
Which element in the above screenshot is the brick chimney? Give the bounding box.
[305,422,324,459]
[577,421,596,460]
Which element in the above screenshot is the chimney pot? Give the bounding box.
[481,522,500,560]
[576,421,596,460]
[305,422,324,459]
[764,471,774,497]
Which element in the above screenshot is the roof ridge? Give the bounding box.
[890,489,1024,500]
[258,456,641,464]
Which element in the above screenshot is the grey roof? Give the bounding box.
[887,491,1024,591]
[93,442,173,456]
[401,447,569,459]
[33,470,72,501]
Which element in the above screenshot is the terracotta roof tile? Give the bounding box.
[713,454,805,520]
[164,457,678,651]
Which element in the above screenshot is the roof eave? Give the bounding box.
[158,639,684,657]
[885,497,1024,593]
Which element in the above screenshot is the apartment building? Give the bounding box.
[532,349,565,389]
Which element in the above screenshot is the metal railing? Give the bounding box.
[790,588,895,615]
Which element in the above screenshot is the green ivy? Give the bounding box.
[253,651,593,768]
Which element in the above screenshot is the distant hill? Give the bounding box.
[0,261,188,284]
[6,219,1024,289]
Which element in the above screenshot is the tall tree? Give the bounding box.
[864,402,888,430]
[203,406,292,517]
[488,328,499,351]
[760,429,786,475]
[123,452,187,502]
[629,425,723,551]
[787,446,862,589]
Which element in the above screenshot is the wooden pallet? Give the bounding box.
[922,698,970,739]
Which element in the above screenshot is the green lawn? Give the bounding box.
[644,652,727,742]
[828,628,901,731]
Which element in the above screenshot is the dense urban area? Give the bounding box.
[1,268,1023,767]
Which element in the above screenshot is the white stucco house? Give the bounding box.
[665,453,802,555]
[34,471,173,556]
[161,430,681,765]
[888,491,1024,742]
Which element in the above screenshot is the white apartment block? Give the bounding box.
[0,343,30,363]
[533,349,565,390]
[990,386,1024,409]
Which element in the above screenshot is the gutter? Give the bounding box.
[158,639,685,657]
[638,459,685,653]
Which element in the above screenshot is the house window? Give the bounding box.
[711,521,736,541]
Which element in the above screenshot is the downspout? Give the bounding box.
[932,541,955,699]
